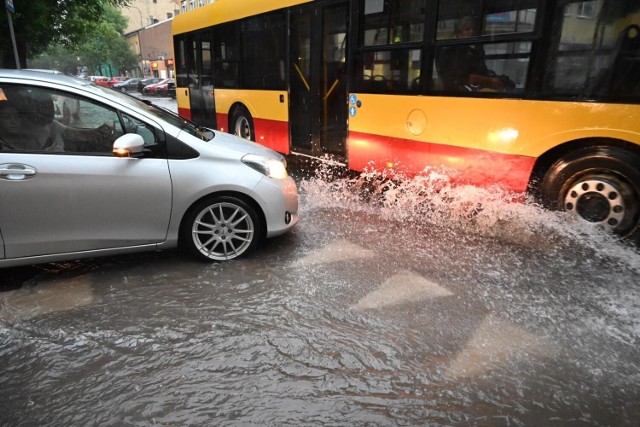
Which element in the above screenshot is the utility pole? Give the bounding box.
[5,0,20,69]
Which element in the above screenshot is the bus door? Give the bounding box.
[189,32,216,129]
[289,1,349,161]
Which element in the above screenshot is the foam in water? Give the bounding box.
[298,162,640,273]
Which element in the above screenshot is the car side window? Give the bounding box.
[118,113,157,146]
[0,84,162,156]
[0,84,119,154]
[61,97,121,154]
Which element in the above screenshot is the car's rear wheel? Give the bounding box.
[539,146,640,237]
[231,107,255,141]
[182,196,262,261]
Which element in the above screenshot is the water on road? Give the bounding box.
[1,143,639,426]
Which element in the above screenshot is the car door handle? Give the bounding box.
[0,164,38,180]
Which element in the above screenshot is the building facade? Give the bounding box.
[122,0,215,78]
[122,0,181,34]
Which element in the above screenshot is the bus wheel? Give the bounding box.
[539,146,640,237]
[231,107,255,141]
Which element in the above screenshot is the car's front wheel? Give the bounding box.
[182,196,262,261]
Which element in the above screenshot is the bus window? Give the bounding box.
[214,22,240,89]
[356,49,422,93]
[355,0,425,93]
[175,36,188,88]
[437,0,537,40]
[433,1,536,93]
[240,12,286,90]
[545,0,640,99]
[363,0,426,46]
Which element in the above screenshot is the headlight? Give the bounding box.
[242,154,288,179]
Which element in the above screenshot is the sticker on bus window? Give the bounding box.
[349,106,357,117]
[349,94,357,105]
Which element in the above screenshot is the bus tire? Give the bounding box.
[231,107,255,141]
[539,146,640,237]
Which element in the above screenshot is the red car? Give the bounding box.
[142,78,172,95]
[92,76,110,87]
[106,76,128,88]
[154,78,175,96]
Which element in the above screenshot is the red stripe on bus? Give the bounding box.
[216,114,290,154]
[347,131,535,193]
[178,107,191,120]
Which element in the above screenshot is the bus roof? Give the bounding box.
[172,0,313,36]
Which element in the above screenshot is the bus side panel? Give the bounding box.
[348,94,640,192]
[176,89,191,120]
[253,118,290,154]
[215,89,290,153]
[216,113,228,132]
[217,112,290,154]
[347,131,535,193]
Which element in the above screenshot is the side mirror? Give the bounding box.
[113,133,145,158]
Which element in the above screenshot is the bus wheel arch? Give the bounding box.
[229,104,255,141]
[531,140,640,238]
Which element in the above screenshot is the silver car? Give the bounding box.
[0,70,298,267]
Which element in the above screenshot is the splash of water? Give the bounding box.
[298,162,640,273]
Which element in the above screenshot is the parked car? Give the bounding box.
[143,78,171,96]
[105,76,129,88]
[154,78,175,96]
[0,69,299,268]
[137,77,161,93]
[91,76,110,87]
[113,78,141,93]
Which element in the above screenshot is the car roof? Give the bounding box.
[0,69,137,107]
[0,69,93,88]
[0,69,169,125]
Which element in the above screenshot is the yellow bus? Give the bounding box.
[173,0,640,237]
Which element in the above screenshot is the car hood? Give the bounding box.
[180,129,285,161]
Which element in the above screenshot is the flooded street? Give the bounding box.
[2,108,640,424]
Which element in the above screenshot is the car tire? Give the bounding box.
[121,87,127,93]
[182,195,263,261]
[231,107,255,141]
[539,146,640,237]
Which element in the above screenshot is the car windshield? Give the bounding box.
[99,86,213,141]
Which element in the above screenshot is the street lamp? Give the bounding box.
[129,5,144,30]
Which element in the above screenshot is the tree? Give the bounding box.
[72,5,139,76]
[1,0,130,68]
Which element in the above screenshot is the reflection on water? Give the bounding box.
[1,167,639,426]
[1,276,94,323]
[352,270,454,310]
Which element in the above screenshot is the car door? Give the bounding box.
[0,83,172,259]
